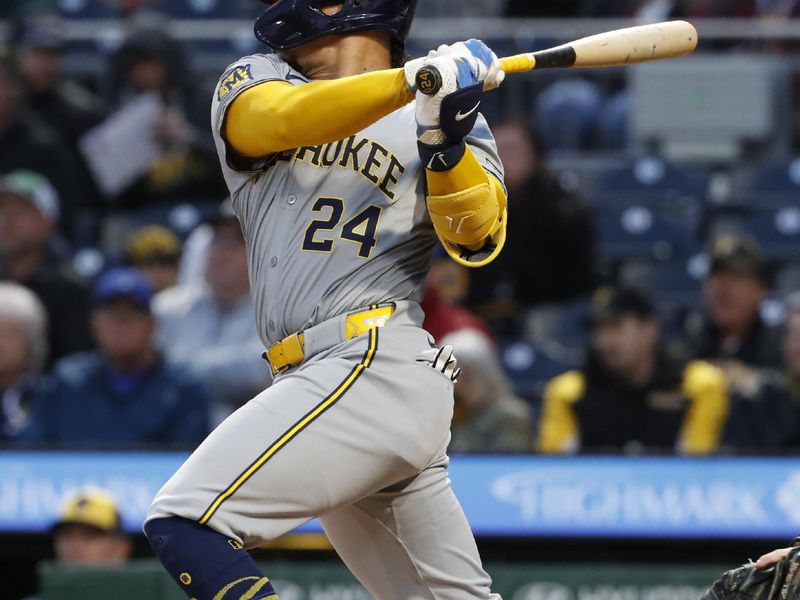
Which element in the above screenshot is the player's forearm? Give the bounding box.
[425,146,507,259]
[426,144,490,196]
[226,68,413,156]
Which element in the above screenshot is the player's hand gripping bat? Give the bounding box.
[415,20,699,96]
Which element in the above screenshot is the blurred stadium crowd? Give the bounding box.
[2,0,800,460]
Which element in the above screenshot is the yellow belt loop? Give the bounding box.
[344,306,394,339]
[265,305,394,375]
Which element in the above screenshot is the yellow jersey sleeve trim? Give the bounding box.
[226,68,413,157]
[426,147,508,268]
[538,370,585,454]
[678,360,729,455]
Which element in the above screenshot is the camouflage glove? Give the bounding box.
[701,540,800,600]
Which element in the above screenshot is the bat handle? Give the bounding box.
[415,54,535,96]
[500,54,536,74]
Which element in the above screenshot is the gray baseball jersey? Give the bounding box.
[146,52,504,600]
[210,53,504,346]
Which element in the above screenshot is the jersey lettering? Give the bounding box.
[339,136,369,171]
[293,135,406,202]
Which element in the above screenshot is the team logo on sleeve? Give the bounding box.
[217,64,254,100]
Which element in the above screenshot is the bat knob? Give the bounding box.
[415,66,443,96]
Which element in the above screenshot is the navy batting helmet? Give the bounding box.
[254,0,418,51]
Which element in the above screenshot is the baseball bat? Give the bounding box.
[415,20,699,96]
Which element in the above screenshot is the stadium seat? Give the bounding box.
[534,78,603,152]
[775,263,800,297]
[499,338,576,404]
[526,298,593,351]
[739,157,800,204]
[59,0,118,18]
[163,0,247,18]
[71,247,108,280]
[129,202,220,238]
[740,206,800,261]
[590,156,708,204]
[617,256,705,310]
[594,205,698,262]
[596,90,629,151]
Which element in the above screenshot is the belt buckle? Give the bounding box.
[265,333,305,376]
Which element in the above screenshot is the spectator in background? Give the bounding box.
[23,267,209,448]
[0,52,86,240]
[539,286,728,455]
[0,282,46,442]
[467,119,594,335]
[679,235,784,368]
[443,328,534,454]
[105,23,225,207]
[0,170,93,365]
[678,235,794,451]
[422,250,493,343]
[426,250,471,308]
[154,202,269,424]
[51,489,132,566]
[10,14,105,230]
[10,15,105,156]
[19,489,132,600]
[125,224,181,293]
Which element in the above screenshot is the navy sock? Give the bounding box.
[144,517,277,600]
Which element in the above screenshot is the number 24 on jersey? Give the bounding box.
[302,197,382,259]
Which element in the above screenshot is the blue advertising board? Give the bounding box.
[1,452,799,539]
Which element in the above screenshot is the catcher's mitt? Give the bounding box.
[702,541,800,600]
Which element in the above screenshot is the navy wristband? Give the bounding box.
[418,139,467,172]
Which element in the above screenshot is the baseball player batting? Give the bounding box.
[144,0,508,598]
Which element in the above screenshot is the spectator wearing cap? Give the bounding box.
[0,170,93,366]
[466,119,594,335]
[539,286,728,455]
[51,488,132,566]
[125,224,182,293]
[19,489,132,600]
[22,267,210,448]
[679,234,783,369]
[0,52,88,240]
[442,328,534,454]
[0,282,47,442]
[676,235,794,450]
[154,202,268,424]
